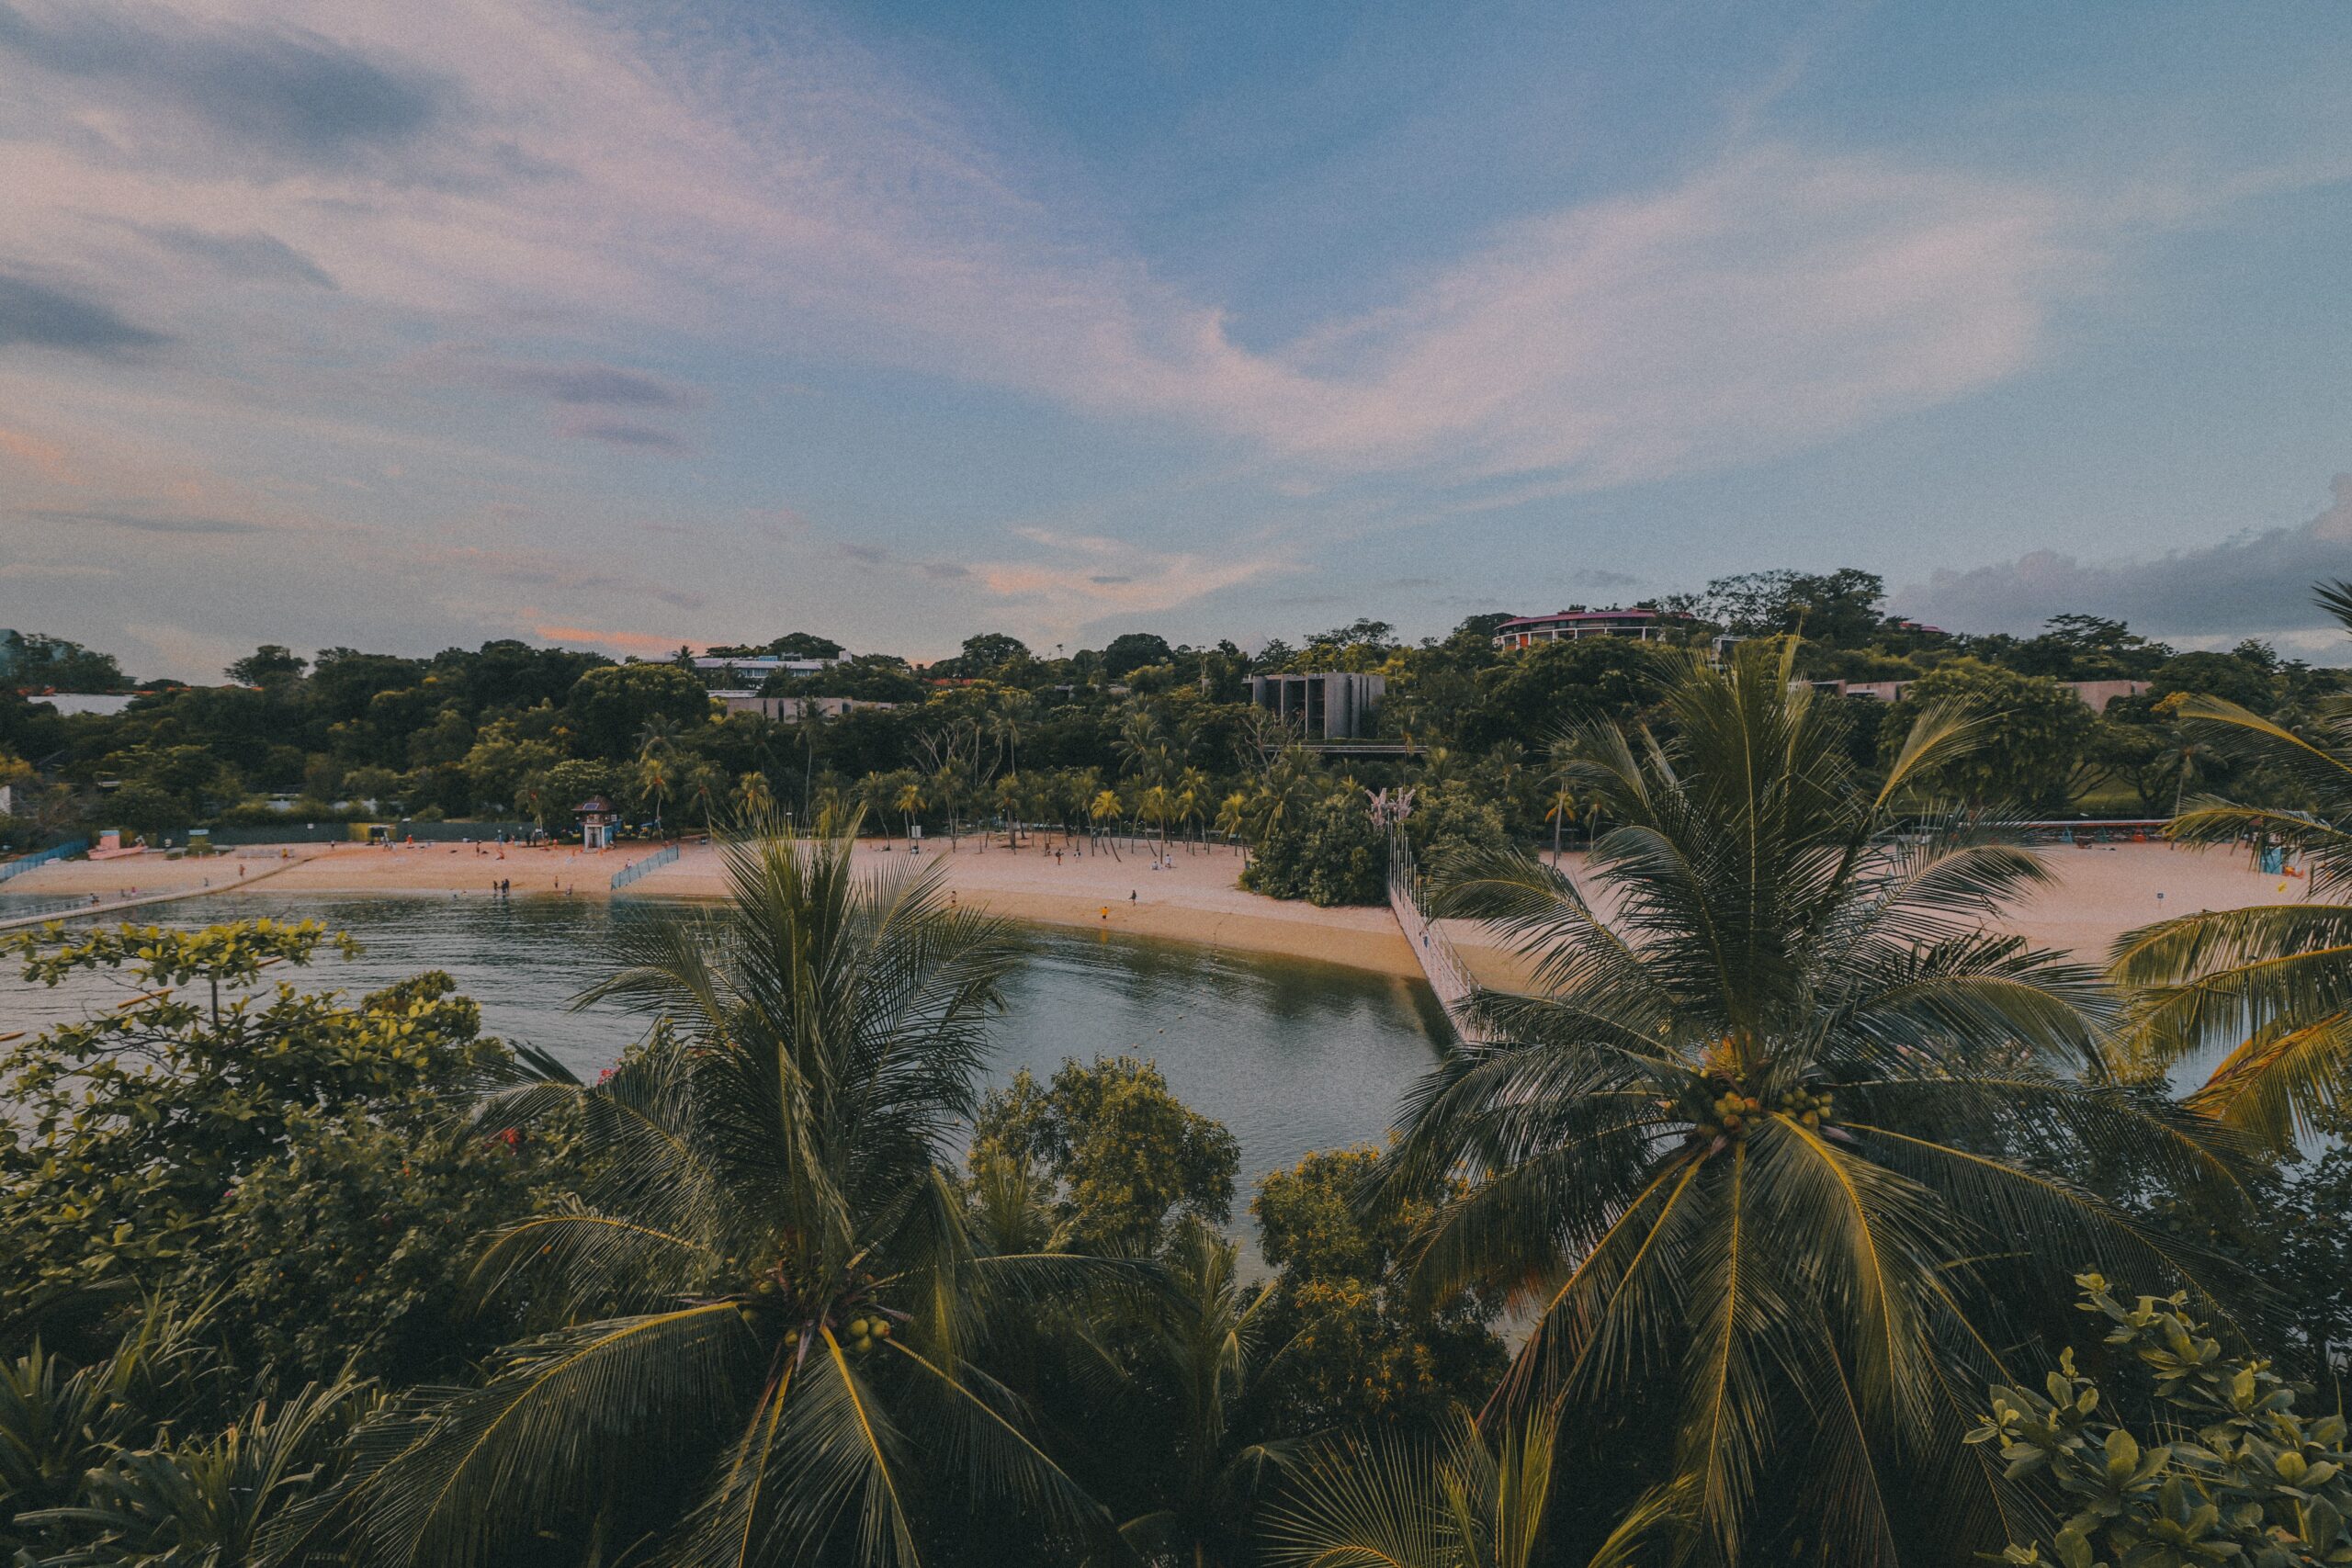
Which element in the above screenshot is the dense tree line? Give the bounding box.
[3,571,2342,903]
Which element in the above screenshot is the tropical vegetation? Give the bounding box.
[1389,641,2245,1562]
[5,587,2352,1564]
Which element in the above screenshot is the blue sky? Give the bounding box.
[3,0,2349,677]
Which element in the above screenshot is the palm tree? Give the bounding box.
[1091,788,1125,861]
[1093,1218,1295,1568]
[895,777,925,844]
[2110,580,2352,1146]
[733,770,775,824]
[514,773,550,832]
[636,714,683,760]
[25,1378,363,1564]
[930,765,966,849]
[1214,792,1249,860]
[1117,710,1173,788]
[994,773,1024,845]
[1261,1404,1680,1568]
[341,826,1119,1565]
[988,692,1034,778]
[1066,769,1103,851]
[1381,642,2237,1564]
[1139,784,1176,858]
[632,750,676,835]
[857,772,896,841]
[1176,767,1212,853]
[684,762,724,831]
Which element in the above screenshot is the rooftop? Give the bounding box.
[1495,607,1691,630]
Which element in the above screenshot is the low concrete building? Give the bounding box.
[1247,671,1385,739]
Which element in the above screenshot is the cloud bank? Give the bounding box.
[1901,476,2352,653]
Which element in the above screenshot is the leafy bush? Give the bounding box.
[0,920,558,1381]
[1250,1147,1505,1432]
[1402,780,1510,870]
[971,1055,1238,1253]
[1972,1273,2352,1566]
[1242,791,1386,906]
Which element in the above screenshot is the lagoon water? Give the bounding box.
[0,894,1451,1201]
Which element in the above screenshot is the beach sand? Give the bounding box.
[6,834,2311,982]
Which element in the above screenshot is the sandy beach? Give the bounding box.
[4,834,2312,982]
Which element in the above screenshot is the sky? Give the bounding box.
[3,0,2350,679]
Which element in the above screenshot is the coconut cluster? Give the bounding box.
[1777,1085,1836,1127]
[1686,1081,1837,1143]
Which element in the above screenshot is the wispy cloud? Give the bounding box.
[0,274,168,356]
[428,545,707,610]
[119,223,337,289]
[414,347,705,409]
[978,526,1292,637]
[0,560,114,581]
[0,0,447,168]
[490,363,701,409]
[0,0,2121,492]
[558,418,690,453]
[22,505,263,535]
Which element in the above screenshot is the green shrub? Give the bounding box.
[1242,790,1385,905]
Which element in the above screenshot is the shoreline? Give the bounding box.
[1,837,2309,981]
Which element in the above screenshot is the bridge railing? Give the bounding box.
[611,842,680,891]
[1386,836,1488,1041]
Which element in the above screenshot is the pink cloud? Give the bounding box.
[529,622,702,657]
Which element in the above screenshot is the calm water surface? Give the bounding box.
[0,893,1451,1194]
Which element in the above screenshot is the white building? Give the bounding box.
[691,655,838,694]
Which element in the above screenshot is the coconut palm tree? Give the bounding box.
[1139,784,1177,859]
[1382,641,2238,1565]
[1214,792,1249,860]
[634,750,675,834]
[895,777,925,844]
[1261,1404,1680,1568]
[1091,1217,1297,1568]
[994,773,1025,845]
[2110,580,2352,1146]
[339,825,1122,1566]
[733,770,775,823]
[1091,788,1125,860]
[637,714,684,760]
[1248,748,1320,850]
[514,773,550,832]
[683,762,724,830]
[1176,767,1212,852]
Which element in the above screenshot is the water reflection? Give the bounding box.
[0,893,1447,1190]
